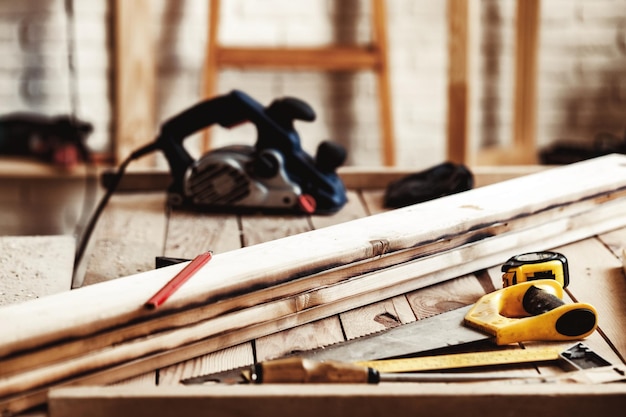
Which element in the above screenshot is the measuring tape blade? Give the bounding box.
[354,347,562,373]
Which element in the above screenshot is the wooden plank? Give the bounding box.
[3,156,626,355]
[255,319,345,362]
[5,196,624,398]
[339,296,416,341]
[158,344,253,385]
[48,384,626,417]
[597,226,626,261]
[310,191,369,228]
[371,0,395,166]
[0,236,74,306]
[239,214,311,247]
[200,0,221,151]
[359,189,386,214]
[3,176,626,376]
[446,0,470,165]
[113,0,156,166]
[80,193,168,286]
[405,274,486,320]
[163,211,241,258]
[512,0,540,162]
[216,47,380,70]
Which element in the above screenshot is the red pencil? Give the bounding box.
[144,251,213,309]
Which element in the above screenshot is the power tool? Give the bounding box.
[75,90,348,271]
[131,89,348,214]
[501,251,569,288]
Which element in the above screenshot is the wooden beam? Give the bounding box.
[113,0,156,166]
[48,384,626,417]
[3,155,626,356]
[446,0,470,165]
[216,47,380,70]
[200,0,221,152]
[3,187,625,387]
[512,0,540,162]
[371,0,395,166]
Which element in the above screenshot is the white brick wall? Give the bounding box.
[1,0,625,169]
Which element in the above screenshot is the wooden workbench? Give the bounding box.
[4,166,626,416]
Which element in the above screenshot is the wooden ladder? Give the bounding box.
[201,0,396,166]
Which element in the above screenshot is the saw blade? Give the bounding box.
[302,305,485,362]
[182,304,490,385]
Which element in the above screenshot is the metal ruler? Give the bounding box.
[355,347,562,373]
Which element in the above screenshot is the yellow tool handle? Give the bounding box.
[465,279,598,345]
[251,357,379,384]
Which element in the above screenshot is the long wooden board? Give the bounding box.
[2,155,626,357]
[47,384,626,417]
[3,168,626,379]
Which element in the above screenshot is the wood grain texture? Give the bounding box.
[81,193,168,286]
[255,319,345,362]
[447,0,470,165]
[339,296,416,340]
[164,211,241,258]
[158,344,253,385]
[406,274,486,320]
[4,157,626,357]
[113,0,156,166]
[512,0,540,161]
[47,384,626,417]
[310,190,368,229]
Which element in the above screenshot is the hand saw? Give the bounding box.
[182,280,598,385]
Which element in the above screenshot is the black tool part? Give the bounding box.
[555,309,597,337]
[0,112,92,167]
[540,129,626,165]
[383,162,473,209]
[522,285,597,337]
[155,256,191,269]
[146,90,347,213]
[522,285,565,315]
[560,342,612,370]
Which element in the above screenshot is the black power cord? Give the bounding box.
[72,143,158,280]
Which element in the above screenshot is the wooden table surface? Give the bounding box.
[4,167,626,415]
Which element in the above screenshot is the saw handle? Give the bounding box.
[251,357,379,384]
[465,279,598,344]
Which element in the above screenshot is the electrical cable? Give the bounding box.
[72,143,159,277]
[62,0,99,284]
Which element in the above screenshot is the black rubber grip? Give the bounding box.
[555,309,597,337]
[522,285,565,315]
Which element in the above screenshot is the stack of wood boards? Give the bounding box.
[3,154,626,415]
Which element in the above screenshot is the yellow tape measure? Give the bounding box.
[355,347,562,373]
